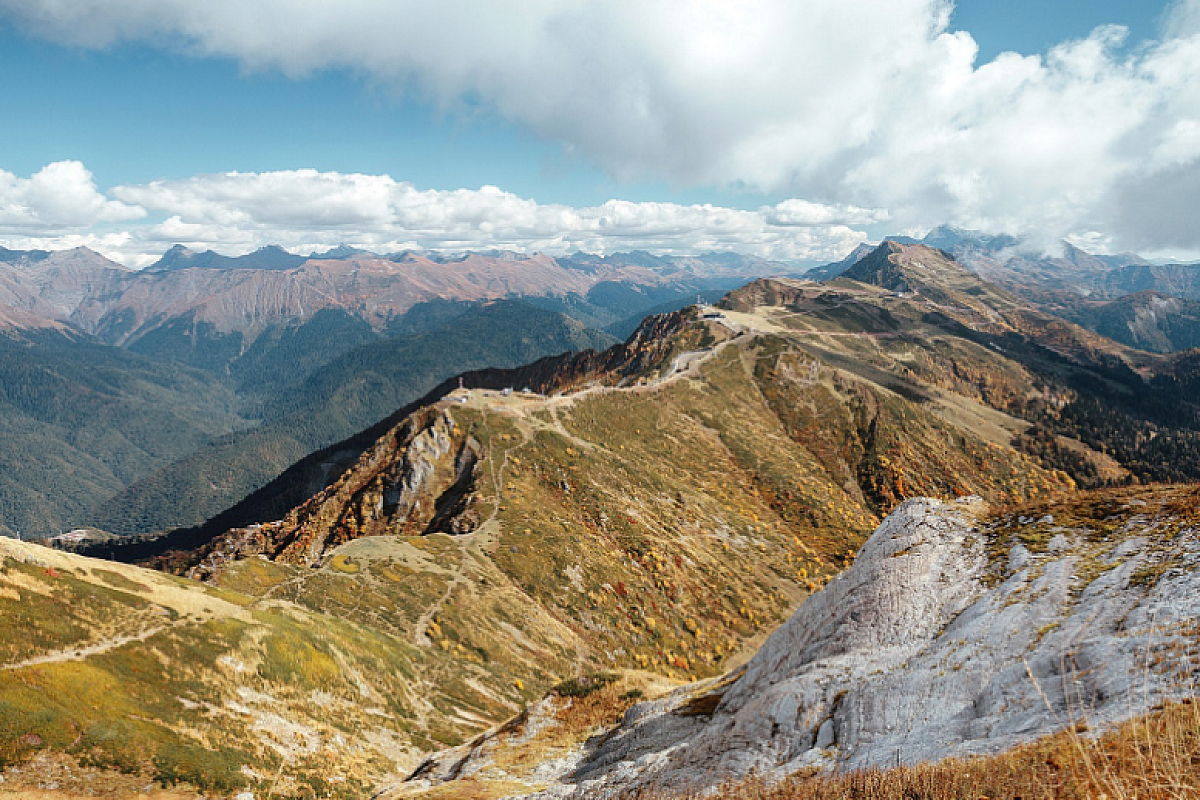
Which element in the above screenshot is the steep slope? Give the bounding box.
[1073,291,1200,353]
[0,247,130,321]
[409,485,1200,798]
[901,229,1200,352]
[802,242,874,282]
[1103,261,1200,299]
[813,230,1200,355]
[839,240,1122,356]
[0,326,245,538]
[87,301,617,535]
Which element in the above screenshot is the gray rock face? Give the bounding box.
[464,495,1200,798]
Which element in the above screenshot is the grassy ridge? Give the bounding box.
[0,537,533,798]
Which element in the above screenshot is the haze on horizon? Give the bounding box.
[0,0,1197,267]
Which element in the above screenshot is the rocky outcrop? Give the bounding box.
[409,490,1200,797]
[181,406,486,577]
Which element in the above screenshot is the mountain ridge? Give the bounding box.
[17,252,1200,796]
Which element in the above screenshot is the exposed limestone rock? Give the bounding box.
[186,407,486,577]
[409,494,1200,798]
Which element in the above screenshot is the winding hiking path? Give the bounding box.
[2,623,174,671]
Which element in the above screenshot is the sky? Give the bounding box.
[0,0,1196,268]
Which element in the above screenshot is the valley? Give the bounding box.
[0,246,755,539]
[5,240,1200,798]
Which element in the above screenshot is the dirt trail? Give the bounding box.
[1,621,180,672]
[411,412,533,648]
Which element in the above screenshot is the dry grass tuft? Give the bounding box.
[621,698,1200,800]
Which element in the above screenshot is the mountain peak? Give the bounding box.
[311,244,376,260]
[148,244,306,272]
[841,240,966,292]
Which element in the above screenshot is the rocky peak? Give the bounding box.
[842,240,972,294]
[179,405,483,576]
[147,243,306,272]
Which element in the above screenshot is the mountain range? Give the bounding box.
[6,236,1200,797]
[0,245,773,538]
[811,226,1200,354]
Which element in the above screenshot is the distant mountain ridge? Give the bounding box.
[148,243,307,272]
[0,244,793,538]
[808,228,1200,353]
[0,243,777,396]
[0,244,782,344]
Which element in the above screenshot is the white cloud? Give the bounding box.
[1,164,875,266]
[0,162,144,232]
[765,200,890,227]
[1166,0,1200,38]
[2,0,1199,251]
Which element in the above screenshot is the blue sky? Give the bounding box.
[0,0,1196,265]
[951,0,1165,62]
[0,0,1170,204]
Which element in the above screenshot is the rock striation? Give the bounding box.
[410,490,1200,797]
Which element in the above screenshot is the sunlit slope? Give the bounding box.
[178,303,1066,688]
[0,281,1077,797]
[722,242,1200,487]
[0,533,581,798]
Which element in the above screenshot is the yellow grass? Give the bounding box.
[624,699,1200,800]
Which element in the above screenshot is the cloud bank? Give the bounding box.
[0,162,143,232]
[0,0,1198,255]
[0,164,876,267]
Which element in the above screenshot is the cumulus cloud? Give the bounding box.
[0,162,144,232]
[114,169,870,263]
[0,164,872,266]
[2,0,1200,251]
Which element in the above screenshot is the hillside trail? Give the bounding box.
[409,308,795,659]
[454,308,747,418]
[410,409,533,650]
[0,614,200,673]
